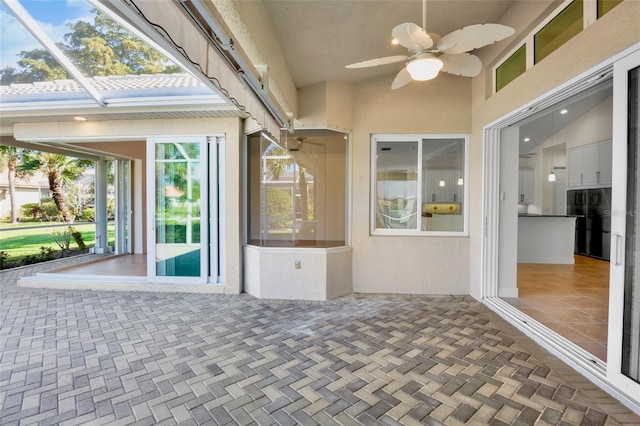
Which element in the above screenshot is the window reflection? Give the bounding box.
[373,135,466,234]
[248,130,347,247]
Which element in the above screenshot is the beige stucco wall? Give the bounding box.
[350,73,472,294]
[468,0,640,299]
[14,117,244,294]
[296,81,354,132]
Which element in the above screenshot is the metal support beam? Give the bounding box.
[94,159,111,253]
[1,0,106,107]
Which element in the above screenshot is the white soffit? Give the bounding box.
[98,0,284,139]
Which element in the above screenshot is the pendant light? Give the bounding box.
[439,178,445,187]
[457,176,464,185]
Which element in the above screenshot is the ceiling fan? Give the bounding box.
[288,136,324,152]
[345,0,515,89]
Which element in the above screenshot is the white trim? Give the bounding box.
[1,0,105,106]
[147,135,223,285]
[607,47,640,404]
[370,133,469,236]
[481,43,640,414]
[214,136,226,284]
[492,0,600,94]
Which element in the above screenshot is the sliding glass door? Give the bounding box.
[608,48,640,400]
[147,137,216,284]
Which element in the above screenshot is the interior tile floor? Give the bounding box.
[504,255,610,362]
[2,260,639,425]
[53,254,147,276]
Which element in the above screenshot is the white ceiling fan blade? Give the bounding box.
[439,53,482,77]
[391,67,413,90]
[392,22,433,51]
[437,24,515,54]
[345,55,408,69]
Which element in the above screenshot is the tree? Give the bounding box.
[0,145,22,223]
[1,10,180,85]
[19,151,92,248]
[19,151,91,223]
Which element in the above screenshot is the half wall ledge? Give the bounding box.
[243,245,352,301]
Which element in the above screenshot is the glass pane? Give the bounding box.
[155,142,201,277]
[421,138,465,232]
[597,0,623,18]
[534,0,583,64]
[247,130,347,247]
[13,0,179,80]
[0,3,72,85]
[623,66,640,383]
[375,141,419,230]
[496,45,526,92]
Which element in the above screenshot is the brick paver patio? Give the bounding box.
[1,263,639,425]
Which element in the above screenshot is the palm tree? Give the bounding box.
[19,151,92,248]
[0,145,21,223]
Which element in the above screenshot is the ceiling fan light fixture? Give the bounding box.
[407,54,443,81]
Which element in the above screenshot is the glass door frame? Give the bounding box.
[608,47,640,399]
[114,159,131,254]
[481,43,640,412]
[146,136,214,284]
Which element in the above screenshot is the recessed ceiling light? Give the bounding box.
[560,109,568,115]
[391,38,399,45]
[74,116,88,121]
[524,137,530,142]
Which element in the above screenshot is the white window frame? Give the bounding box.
[492,0,606,93]
[370,133,469,237]
[482,43,640,413]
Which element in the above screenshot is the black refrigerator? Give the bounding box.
[566,188,611,261]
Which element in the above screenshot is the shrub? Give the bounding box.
[81,208,95,221]
[20,203,42,220]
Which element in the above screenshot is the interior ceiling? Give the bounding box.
[518,79,613,154]
[261,0,516,88]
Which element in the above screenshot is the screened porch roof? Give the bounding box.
[0,0,241,131]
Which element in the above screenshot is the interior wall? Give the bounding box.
[469,0,640,300]
[350,73,471,294]
[524,96,612,214]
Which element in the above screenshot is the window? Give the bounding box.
[496,45,526,92]
[247,129,347,247]
[534,0,583,64]
[597,0,623,18]
[371,135,467,235]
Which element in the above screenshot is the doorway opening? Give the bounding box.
[502,79,613,362]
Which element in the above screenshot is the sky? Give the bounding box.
[0,0,93,70]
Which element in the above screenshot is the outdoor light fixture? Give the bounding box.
[407,54,444,81]
[439,178,446,187]
[458,176,464,185]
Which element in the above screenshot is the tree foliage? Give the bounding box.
[18,151,92,224]
[1,9,180,85]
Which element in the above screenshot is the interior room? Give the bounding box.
[502,79,613,362]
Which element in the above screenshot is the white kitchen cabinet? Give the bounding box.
[568,140,612,188]
[568,147,584,187]
[423,170,461,202]
[519,169,533,204]
[598,140,612,186]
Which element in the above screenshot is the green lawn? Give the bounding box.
[0,222,115,263]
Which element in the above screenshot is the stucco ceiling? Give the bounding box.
[259,0,516,88]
